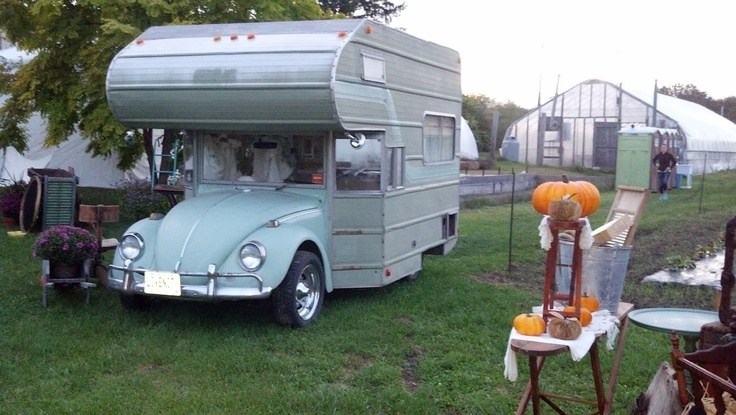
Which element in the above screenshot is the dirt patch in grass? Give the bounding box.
[401,345,423,393]
[470,262,547,292]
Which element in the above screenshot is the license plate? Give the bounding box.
[144,271,181,296]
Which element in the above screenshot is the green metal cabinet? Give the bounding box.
[615,133,653,189]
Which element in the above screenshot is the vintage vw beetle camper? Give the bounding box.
[105,19,462,327]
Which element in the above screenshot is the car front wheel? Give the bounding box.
[273,251,324,328]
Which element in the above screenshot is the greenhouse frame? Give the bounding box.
[502,79,736,175]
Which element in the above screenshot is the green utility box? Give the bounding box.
[615,127,682,191]
[615,132,652,189]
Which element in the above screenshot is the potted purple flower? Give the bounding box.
[1,177,26,227]
[33,225,99,279]
[1,191,23,227]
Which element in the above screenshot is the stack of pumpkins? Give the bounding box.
[513,294,600,340]
[516,175,603,340]
[531,174,600,222]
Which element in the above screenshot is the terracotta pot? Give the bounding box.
[2,215,18,228]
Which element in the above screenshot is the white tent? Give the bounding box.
[0,46,148,188]
[460,117,479,160]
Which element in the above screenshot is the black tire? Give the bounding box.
[273,251,324,328]
[119,293,153,312]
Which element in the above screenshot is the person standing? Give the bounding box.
[652,143,677,200]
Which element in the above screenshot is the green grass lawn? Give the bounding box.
[1,170,735,414]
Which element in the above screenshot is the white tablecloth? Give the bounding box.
[538,215,593,251]
[504,310,620,381]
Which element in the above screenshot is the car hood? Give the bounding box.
[151,189,321,271]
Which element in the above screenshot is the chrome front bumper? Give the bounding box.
[107,264,273,300]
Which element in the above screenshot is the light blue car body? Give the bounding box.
[108,189,331,298]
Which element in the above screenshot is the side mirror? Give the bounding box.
[349,132,366,149]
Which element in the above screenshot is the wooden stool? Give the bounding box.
[700,215,735,350]
[511,302,634,415]
[511,340,605,415]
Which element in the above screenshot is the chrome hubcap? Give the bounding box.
[295,264,320,320]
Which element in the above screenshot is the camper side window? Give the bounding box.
[423,114,455,163]
[387,147,404,190]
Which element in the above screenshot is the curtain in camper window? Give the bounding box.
[423,115,455,163]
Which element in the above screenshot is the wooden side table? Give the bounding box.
[511,302,634,415]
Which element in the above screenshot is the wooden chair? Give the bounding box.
[700,216,736,349]
[78,205,120,282]
[670,314,736,415]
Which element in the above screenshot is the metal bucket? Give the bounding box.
[556,241,633,313]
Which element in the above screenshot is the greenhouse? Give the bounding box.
[502,79,736,175]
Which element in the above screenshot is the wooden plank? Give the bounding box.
[605,186,649,246]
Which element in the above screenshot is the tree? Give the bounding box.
[462,94,528,156]
[318,0,405,23]
[0,0,326,175]
[659,83,714,110]
[659,83,736,124]
[720,97,736,125]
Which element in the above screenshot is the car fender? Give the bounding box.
[109,216,164,277]
[234,223,333,293]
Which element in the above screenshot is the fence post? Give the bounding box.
[508,168,516,272]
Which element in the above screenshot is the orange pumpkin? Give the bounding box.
[513,313,546,336]
[563,306,592,327]
[532,175,600,218]
[574,294,600,313]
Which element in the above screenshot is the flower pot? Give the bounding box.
[2,215,18,228]
[50,261,85,280]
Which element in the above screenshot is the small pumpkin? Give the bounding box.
[532,175,601,217]
[548,195,583,222]
[563,306,592,327]
[574,294,600,313]
[547,311,582,340]
[513,313,546,336]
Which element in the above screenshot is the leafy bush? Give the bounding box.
[116,178,170,221]
[33,225,98,263]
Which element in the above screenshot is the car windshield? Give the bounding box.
[200,133,324,185]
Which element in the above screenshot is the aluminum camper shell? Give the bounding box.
[105,19,462,327]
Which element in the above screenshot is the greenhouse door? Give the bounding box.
[593,122,619,170]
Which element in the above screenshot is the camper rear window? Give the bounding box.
[423,115,455,163]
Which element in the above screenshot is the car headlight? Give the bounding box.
[239,242,266,271]
[119,233,144,260]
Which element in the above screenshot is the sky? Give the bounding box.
[390,0,736,109]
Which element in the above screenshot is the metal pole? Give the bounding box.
[490,110,500,163]
[698,153,707,213]
[508,168,516,272]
